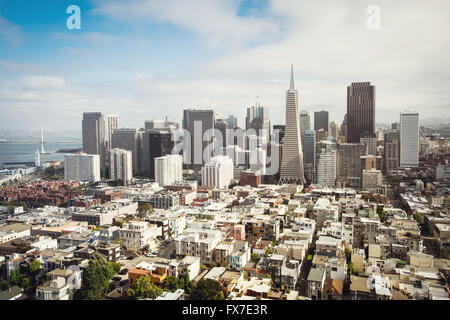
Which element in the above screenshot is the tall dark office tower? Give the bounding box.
[302,130,316,182]
[182,109,215,171]
[111,128,142,175]
[225,115,238,129]
[82,112,106,169]
[347,82,376,143]
[142,129,174,179]
[279,65,305,185]
[314,111,329,132]
[384,129,399,173]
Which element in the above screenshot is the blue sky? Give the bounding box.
[0,0,449,132]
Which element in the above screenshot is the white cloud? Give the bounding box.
[0,14,24,46]
[1,0,450,130]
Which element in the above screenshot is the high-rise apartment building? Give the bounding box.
[384,130,399,172]
[144,120,165,130]
[279,65,306,185]
[201,156,234,189]
[300,111,311,135]
[111,128,142,175]
[347,82,375,143]
[400,112,419,167]
[314,111,329,132]
[315,140,337,187]
[82,112,106,169]
[64,153,100,182]
[106,115,118,150]
[109,148,133,186]
[336,143,365,188]
[182,109,215,171]
[154,155,183,187]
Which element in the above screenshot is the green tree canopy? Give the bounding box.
[132,275,163,299]
[251,253,260,262]
[30,260,41,273]
[80,254,114,300]
[137,204,154,219]
[413,212,424,225]
[110,262,121,274]
[189,279,224,300]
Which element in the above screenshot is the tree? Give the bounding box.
[110,262,121,274]
[80,254,114,300]
[164,276,180,292]
[189,279,224,300]
[30,260,40,274]
[20,277,30,289]
[132,275,163,299]
[137,204,154,219]
[413,212,423,225]
[251,253,260,262]
[10,269,22,286]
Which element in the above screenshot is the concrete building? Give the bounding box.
[336,143,365,188]
[154,155,183,187]
[201,156,233,189]
[111,128,142,175]
[118,221,159,250]
[400,112,419,167]
[245,102,270,145]
[64,153,100,183]
[347,82,376,143]
[300,110,311,134]
[314,111,329,132]
[82,112,106,169]
[329,122,339,139]
[106,114,118,150]
[384,130,399,172]
[315,140,337,187]
[362,169,383,190]
[313,198,339,228]
[279,65,306,185]
[182,109,215,170]
[141,129,174,179]
[109,148,132,186]
[144,120,165,130]
[302,130,316,182]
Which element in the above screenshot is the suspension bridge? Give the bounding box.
[0,127,82,145]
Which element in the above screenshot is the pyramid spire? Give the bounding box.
[289,64,295,90]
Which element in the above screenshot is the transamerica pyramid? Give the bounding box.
[279,65,306,185]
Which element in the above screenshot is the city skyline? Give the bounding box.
[1,1,449,131]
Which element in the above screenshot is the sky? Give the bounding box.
[0,0,449,133]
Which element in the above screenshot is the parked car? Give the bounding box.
[119,268,129,275]
[112,276,121,281]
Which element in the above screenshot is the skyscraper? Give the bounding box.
[329,122,339,139]
[336,143,365,188]
[279,65,305,185]
[384,129,399,173]
[141,129,174,179]
[111,128,142,175]
[82,112,106,168]
[302,130,316,182]
[400,112,419,167]
[182,109,215,171]
[300,110,311,135]
[314,111,329,132]
[106,115,118,150]
[245,101,271,145]
[315,140,337,187]
[347,82,375,143]
[109,148,133,186]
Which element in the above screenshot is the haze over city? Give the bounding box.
[1,0,449,131]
